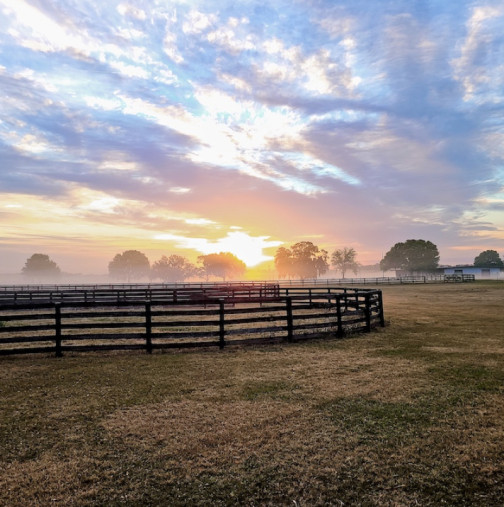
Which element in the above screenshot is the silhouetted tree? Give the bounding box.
[108,250,150,281]
[474,250,504,268]
[380,239,439,273]
[315,249,329,277]
[21,254,61,280]
[274,241,329,279]
[274,247,293,279]
[151,254,197,282]
[197,252,246,281]
[331,247,359,278]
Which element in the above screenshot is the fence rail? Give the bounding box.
[0,284,392,307]
[0,273,474,298]
[0,283,281,306]
[0,281,275,292]
[0,288,384,357]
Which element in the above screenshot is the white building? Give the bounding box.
[440,266,504,280]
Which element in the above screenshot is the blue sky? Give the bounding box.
[1,0,504,274]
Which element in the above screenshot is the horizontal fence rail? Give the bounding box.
[0,274,474,299]
[0,288,384,357]
[0,283,281,306]
[0,275,474,307]
[276,275,476,285]
[0,281,276,293]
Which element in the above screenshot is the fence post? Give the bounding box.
[335,295,344,337]
[219,300,225,349]
[55,303,62,357]
[145,302,152,354]
[364,293,371,332]
[286,297,294,342]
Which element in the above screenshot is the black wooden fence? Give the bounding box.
[0,274,475,300]
[0,288,384,357]
[0,282,281,305]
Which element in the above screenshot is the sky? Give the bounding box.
[1,0,504,276]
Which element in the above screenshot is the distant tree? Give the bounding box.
[331,247,359,278]
[274,241,329,280]
[197,252,246,281]
[315,249,330,277]
[274,247,293,279]
[21,253,61,280]
[151,255,197,282]
[380,239,440,273]
[108,250,150,281]
[473,250,504,268]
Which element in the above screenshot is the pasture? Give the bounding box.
[1,281,504,506]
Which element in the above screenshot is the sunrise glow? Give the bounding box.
[154,231,282,268]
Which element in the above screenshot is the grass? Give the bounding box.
[1,281,504,505]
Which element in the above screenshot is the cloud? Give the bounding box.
[451,4,504,103]
[182,10,217,34]
[1,0,504,273]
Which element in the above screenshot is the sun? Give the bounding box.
[206,231,281,267]
[154,230,282,267]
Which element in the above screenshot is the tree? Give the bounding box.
[331,247,359,278]
[197,252,246,281]
[108,250,150,281]
[274,247,293,279]
[21,253,61,280]
[380,239,439,273]
[315,249,330,277]
[473,250,504,268]
[151,254,197,282]
[274,241,329,279]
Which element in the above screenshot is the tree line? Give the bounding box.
[379,240,504,272]
[274,241,359,279]
[20,251,247,282]
[17,241,504,282]
[108,251,248,282]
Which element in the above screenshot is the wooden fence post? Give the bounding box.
[364,293,371,332]
[55,303,62,357]
[335,295,344,337]
[286,297,294,342]
[219,300,225,349]
[145,302,152,354]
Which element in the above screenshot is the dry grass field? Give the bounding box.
[1,281,504,506]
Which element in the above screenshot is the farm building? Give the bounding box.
[439,265,504,279]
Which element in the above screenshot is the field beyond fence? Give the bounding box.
[0,284,384,356]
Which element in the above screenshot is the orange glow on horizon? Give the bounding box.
[154,231,282,268]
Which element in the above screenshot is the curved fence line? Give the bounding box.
[0,288,384,357]
[0,284,389,307]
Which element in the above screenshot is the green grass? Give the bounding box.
[240,380,301,401]
[1,281,504,505]
[318,397,433,444]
